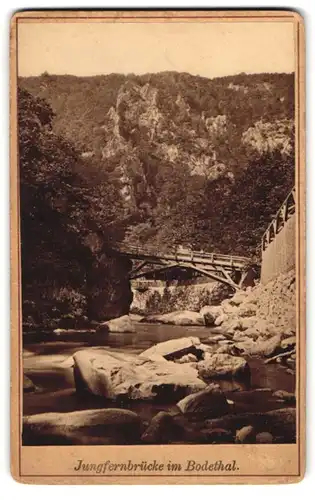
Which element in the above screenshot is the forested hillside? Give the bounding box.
[19,88,132,327]
[20,71,295,259]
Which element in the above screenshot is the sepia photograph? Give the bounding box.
[10,10,305,483]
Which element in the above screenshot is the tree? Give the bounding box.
[220,150,295,256]
[18,87,129,325]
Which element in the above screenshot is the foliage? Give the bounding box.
[18,87,127,325]
[19,71,295,263]
[53,288,87,318]
[219,151,295,256]
[20,71,293,172]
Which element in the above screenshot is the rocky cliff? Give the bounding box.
[20,72,295,254]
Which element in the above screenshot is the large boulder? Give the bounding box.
[141,411,181,444]
[204,407,296,443]
[233,328,260,342]
[177,383,230,419]
[235,334,281,357]
[229,291,248,306]
[23,408,142,446]
[73,349,206,401]
[222,303,239,316]
[225,319,242,333]
[197,353,250,380]
[97,315,135,334]
[51,328,100,343]
[203,312,215,327]
[272,390,296,404]
[53,328,96,336]
[146,310,205,326]
[234,327,260,341]
[216,344,235,355]
[281,336,296,350]
[215,313,228,326]
[129,313,144,322]
[200,306,222,326]
[23,352,75,389]
[200,305,222,319]
[141,336,205,361]
[73,349,136,396]
[176,353,198,364]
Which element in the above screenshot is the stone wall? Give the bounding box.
[255,269,296,332]
[131,282,231,315]
[261,214,295,284]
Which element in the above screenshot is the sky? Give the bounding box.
[17,21,295,78]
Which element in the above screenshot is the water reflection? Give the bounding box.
[23,322,295,418]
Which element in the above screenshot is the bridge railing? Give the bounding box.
[261,187,296,252]
[116,243,251,267]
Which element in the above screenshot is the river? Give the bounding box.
[23,322,295,423]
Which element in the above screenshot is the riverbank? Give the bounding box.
[23,322,295,446]
[22,269,296,446]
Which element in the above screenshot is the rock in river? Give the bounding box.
[214,313,228,326]
[204,407,296,443]
[141,411,181,444]
[176,353,198,364]
[272,390,296,404]
[197,353,250,380]
[73,349,206,401]
[146,310,205,326]
[200,428,234,444]
[200,305,222,319]
[206,334,227,343]
[140,336,206,361]
[281,336,296,350]
[200,305,222,326]
[255,431,273,444]
[177,383,230,419]
[234,335,281,357]
[97,314,135,334]
[23,374,37,393]
[23,408,142,445]
[235,425,255,444]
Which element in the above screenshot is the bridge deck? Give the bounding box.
[117,245,251,270]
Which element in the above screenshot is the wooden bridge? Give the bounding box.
[261,187,296,252]
[115,244,255,290]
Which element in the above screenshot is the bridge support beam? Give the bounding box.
[130,263,179,280]
[130,260,149,278]
[186,264,240,290]
[120,245,256,290]
[217,265,241,289]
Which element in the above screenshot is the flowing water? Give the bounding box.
[23,322,295,422]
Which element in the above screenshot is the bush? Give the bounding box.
[53,288,87,317]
